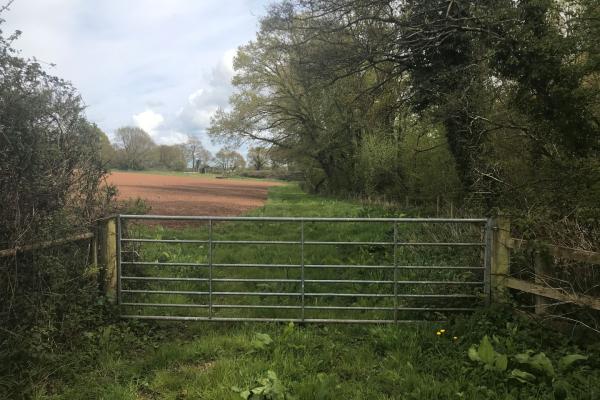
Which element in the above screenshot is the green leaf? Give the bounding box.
[478,336,495,365]
[514,351,532,364]
[529,353,555,377]
[510,369,536,383]
[495,354,508,372]
[468,346,480,362]
[251,333,273,350]
[252,387,265,395]
[558,354,588,370]
[267,370,278,380]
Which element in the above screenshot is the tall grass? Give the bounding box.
[120,185,485,322]
[30,185,600,400]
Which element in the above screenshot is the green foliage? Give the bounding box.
[232,370,294,400]
[468,336,509,371]
[157,144,187,171]
[0,15,115,399]
[467,331,590,398]
[117,197,152,215]
[21,186,599,400]
[250,333,273,351]
[514,351,556,378]
[356,133,402,197]
[208,0,600,247]
[113,126,156,170]
[559,354,589,370]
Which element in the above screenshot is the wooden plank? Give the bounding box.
[0,232,94,258]
[509,239,600,265]
[505,277,600,311]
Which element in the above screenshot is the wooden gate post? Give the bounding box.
[491,214,511,303]
[98,217,118,301]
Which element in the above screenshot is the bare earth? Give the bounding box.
[107,172,283,216]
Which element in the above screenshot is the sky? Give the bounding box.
[1,0,270,149]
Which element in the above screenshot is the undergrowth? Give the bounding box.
[30,307,599,399]
[14,185,600,399]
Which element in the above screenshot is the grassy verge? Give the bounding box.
[33,186,599,400]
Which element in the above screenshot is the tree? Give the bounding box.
[215,148,246,173]
[158,144,186,171]
[114,126,156,170]
[210,0,600,247]
[94,124,116,168]
[185,135,213,172]
[247,146,269,170]
[0,14,115,384]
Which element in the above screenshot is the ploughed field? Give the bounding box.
[107,171,283,215]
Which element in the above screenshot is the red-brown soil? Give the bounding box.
[107,172,283,216]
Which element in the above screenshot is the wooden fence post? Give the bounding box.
[98,217,118,301]
[491,215,511,303]
[534,250,552,315]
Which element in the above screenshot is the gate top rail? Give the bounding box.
[119,215,488,223]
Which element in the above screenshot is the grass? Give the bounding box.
[121,185,485,321]
[31,185,600,399]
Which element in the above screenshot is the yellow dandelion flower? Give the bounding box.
[436,331,442,336]
[453,336,458,340]
[440,329,446,333]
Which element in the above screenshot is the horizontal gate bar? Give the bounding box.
[121,276,484,285]
[305,241,484,246]
[120,215,487,223]
[121,315,451,324]
[121,238,483,246]
[121,289,478,298]
[121,261,208,267]
[121,302,477,312]
[120,262,483,270]
[122,302,209,308]
[121,239,208,243]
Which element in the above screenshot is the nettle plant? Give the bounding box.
[468,335,588,395]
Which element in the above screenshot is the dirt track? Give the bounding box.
[107,172,283,216]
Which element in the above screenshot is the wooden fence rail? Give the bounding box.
[0,232,95,258]
[0,217,118,300]
[491,216,600,313]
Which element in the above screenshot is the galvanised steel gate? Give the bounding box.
[117,215,492,323]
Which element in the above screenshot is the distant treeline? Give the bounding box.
[98,125,287,174]
[209,0,600,246]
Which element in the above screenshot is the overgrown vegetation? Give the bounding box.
[25,186,600,400]
[1,1,599,398]
[0,13,116,399]
[209,0,600,248]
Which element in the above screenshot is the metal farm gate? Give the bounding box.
[117,215,492,323]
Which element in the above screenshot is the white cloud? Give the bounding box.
[133,109,164,136]
[2,0,268,149]
[157,130,188,145]
[216,48,237,81]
